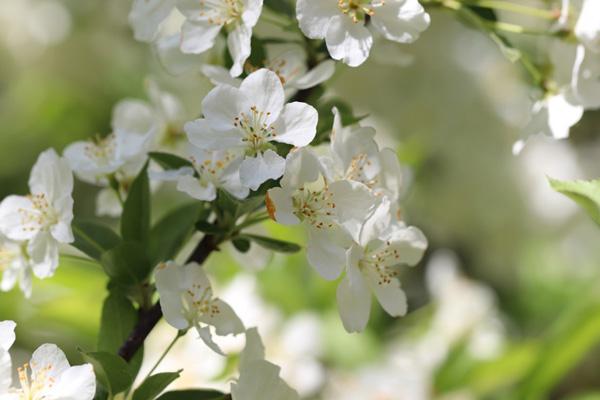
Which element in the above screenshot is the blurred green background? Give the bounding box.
[2,0,600,399]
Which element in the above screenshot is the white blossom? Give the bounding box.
[266,148,377,280]
[231,328,299,400]
[128,0,177,43]
[178,0,264,77]
[513,93,583,155]
[155,261,245,355]
[185,68,318,190]
[0,150,74,282]
[0,236,32,297]
[296,0,430,67]
[175,147,249,201]
[571,45,600,110]
[574,0,600,53]
[322,107,404,203]
[201,47,335,95]
[337,200,427,332]
[0,321,95,400]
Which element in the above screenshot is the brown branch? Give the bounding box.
[118,234,218,361]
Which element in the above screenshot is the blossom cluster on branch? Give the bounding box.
[1,0,599,399]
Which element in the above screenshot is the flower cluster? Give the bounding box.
[266,108,427,332]
[0,320,96,399]
[515,0,600,153]
[0,150,74,297]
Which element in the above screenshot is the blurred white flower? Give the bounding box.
[574,0,600,53]
[571,45,600,109]
[155,261,245,355]
[513,93,583,155]
[178,0,264,77]
[0,321,95,400]
[516,135,582,223]
[0,236,32,297]
[185,69,318,190]
[296,0,429,67]
[0,0,72,61]
[0,149,74,289]
[231,328,300,400]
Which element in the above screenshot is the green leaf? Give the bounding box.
[121,162,151,244]
[132,372,181,400]
[149,203,208,264]
[232,238,251,253]
[549,178,600,225]
[264,0,295,16]
[100,241,152,285]
[242,234,301,253]
[517,297,600,400]
[72,220,121,260]
[156,390,226,400]
[81,351,133,395]
[97,292,137,353]
[149,152,193,171]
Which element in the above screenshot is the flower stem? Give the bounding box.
[143,331,184,380]
[461,0,557,20]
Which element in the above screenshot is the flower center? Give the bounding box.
[344,153,378,188]
[16,362,54,400]
[189,151,236,185]
[84,134,116,166]
[19,193,59,233]
[292,186,337,229]
[234,106,277,155]
[267,58,303,86]
[183,282,220,321]
[337,0,383,23]
[200,0,244,26]
[360,242,401,285]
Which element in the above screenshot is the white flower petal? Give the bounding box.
[546,94,584,139]
[155,33,205,75]
[228,24,253,77]
[202,85,251,131]
[329,180,376,224]
[177,175,218,201]
[96,188,123,218]
[180,19,222,54]
[30,344,70,383]
[296,0,338,39]
[198,298,245,336]
[155,262,190,330]
[128,0,176,42]
[0,196,38,241]
[28,232,59,279]
[382,225,428,266]
[280,148,322,190]
[239,69,285,122]
[0,348,11,392]
[575,0,600,53]
[196,325,225,355]
[232,359,300,400]
[306,227,347,280]
[572,45,600,109]
[365,267,408,318]
[185,120,244,152]
[239,150,286,191]
[266,187,300,225]
[337,247,371,333]
[292,60,336,90]
[201,64,243,87]
[0,321,16,351]
[272,102,318,147]
[29,149,73,203]
[371,0,430,44]
[325,15,373,67]
[48,364,96,400]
